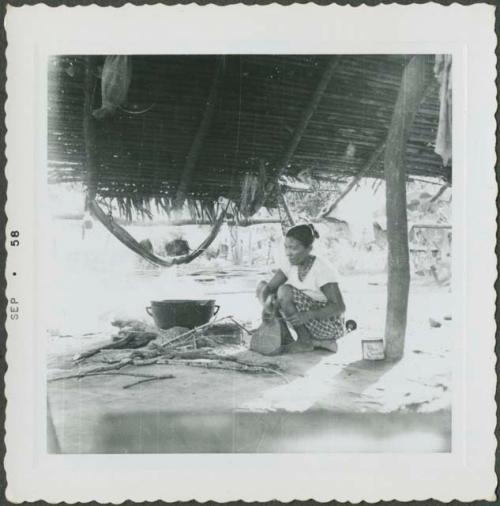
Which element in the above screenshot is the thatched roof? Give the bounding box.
[48,54,450,217]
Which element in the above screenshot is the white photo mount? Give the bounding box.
[4,3,497,503]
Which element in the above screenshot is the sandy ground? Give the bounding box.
[47,270,452,453]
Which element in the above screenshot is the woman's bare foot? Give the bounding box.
[312,339,338,353]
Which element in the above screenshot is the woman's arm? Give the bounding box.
[308,282,346,320]
[257,269,287,304]
[285,282,345,327]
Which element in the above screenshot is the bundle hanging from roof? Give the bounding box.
[238,160,267,217]
[92,55,132,120]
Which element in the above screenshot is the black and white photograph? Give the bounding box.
[46,53,454,453]
[4,4,496,503]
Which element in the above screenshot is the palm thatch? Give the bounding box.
[48,54,450,219]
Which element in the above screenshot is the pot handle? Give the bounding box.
[212,305,220,318]
[146,306,153,317]
[345,319,357,332]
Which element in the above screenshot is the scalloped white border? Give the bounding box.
[4,3,497,503]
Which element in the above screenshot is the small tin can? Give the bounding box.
[361,339,385,360]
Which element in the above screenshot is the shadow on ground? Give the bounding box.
[48,408,451,454]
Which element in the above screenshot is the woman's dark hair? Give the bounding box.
[285,224,320,248]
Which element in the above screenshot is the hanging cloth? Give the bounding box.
[433,55,452,166]
[93,55,132,120]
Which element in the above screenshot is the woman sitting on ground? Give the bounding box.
[257,224,346,353]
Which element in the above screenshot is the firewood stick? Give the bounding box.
[49,370,158,383]
[158,316,233,349]
[157,358,288,383]
[73,335,136,362]
[227,317,252,335]
[75,359,133,375]
[56,359,134,380]
[123,375,175,389]
[132,358,160,366]
[171,349,217,360]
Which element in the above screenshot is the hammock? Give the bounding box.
[88,199,228,267]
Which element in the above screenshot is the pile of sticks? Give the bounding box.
[51,316,287,389]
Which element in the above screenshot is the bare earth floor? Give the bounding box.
[47,271,452,453]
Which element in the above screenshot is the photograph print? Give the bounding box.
[46,53,453,454]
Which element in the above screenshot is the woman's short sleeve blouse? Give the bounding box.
[278,255,340,302]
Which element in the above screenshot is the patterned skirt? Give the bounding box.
[288,286,345,341]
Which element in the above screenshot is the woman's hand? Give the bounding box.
[256,270,288,305]
[286,311,312,327]
[263,294,278,315]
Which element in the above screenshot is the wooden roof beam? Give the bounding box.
[316,142,386,219]
[277,56,341,176]
[272,56,341,228]
[174,56,225,210]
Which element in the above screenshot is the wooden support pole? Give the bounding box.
[52,214,347,228]
[384,56,428,361]
[53,214,282,226]
[429,182,450,203]
[174,57,225,209]
[316,142,386,219]
[410,223,452,231]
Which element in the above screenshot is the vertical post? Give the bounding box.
[384,56,428,360]
[83,56,98,208]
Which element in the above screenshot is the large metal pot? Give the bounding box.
[146,299,220,330]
